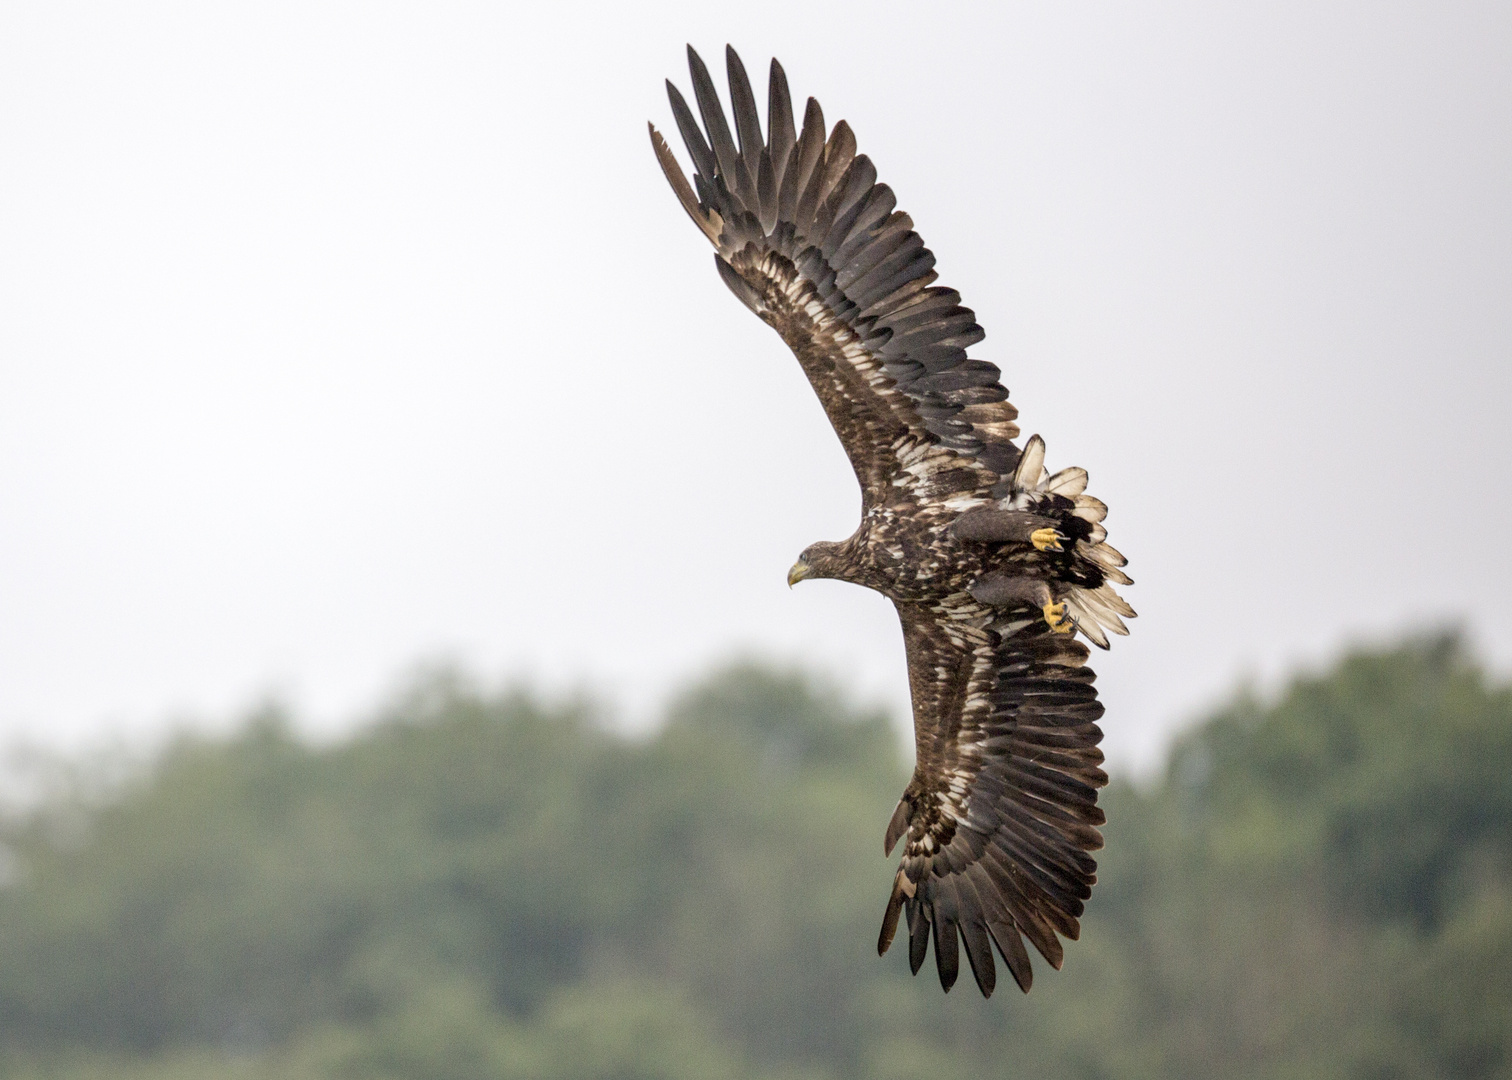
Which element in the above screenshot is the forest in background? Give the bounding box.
[0,633,1508,1080]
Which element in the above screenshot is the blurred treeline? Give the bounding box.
[0,634,1508,1080]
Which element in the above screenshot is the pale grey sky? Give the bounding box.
[1,0,1508,771]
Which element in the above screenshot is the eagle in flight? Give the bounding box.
[650,46,1134,998]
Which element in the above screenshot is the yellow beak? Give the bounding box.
[787,559,811,588]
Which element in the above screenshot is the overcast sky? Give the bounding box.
[1,0,1508,772]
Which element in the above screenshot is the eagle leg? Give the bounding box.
[969,573,1052,610]
[949,508,1059,545]
[969,573,1076,634]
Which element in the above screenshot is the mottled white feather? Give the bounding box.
[1044,466,1088,497]
[1014,434,1046,490]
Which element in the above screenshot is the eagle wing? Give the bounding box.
[651,46,1021,501]
[880,600,1107,996]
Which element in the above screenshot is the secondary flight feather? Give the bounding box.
[650,45,1135,997]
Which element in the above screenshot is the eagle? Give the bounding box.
[650,46,1134,998]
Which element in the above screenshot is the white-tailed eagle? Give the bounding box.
[651,46,1134,997]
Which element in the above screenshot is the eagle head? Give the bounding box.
[788,541,847,588]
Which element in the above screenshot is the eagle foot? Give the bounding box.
[1031,527,1065,553]
[1043,601,1075,634]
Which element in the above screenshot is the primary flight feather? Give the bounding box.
[650,45,1135,998]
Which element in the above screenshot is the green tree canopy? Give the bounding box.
[0,636,1507,1080]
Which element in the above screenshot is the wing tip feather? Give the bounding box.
[649,123,721,246]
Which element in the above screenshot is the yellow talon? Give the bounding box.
[1043,601,1075,634]
[1031,527,1065,553]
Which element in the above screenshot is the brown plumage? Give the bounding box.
[651,45,1135,997]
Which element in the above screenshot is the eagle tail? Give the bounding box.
[987,434,1136,649]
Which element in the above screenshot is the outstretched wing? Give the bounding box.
[879,600,1107,996]
[651,46,1021,501]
